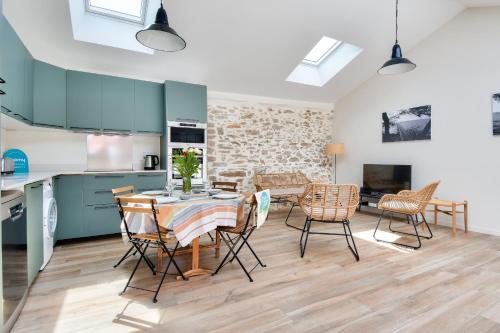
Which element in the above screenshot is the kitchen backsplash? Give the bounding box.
[1,129,160,171]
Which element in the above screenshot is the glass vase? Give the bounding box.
[182,176,192,194]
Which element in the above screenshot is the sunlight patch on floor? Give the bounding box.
[353,229,413,253]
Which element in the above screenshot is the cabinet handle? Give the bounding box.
[137,130,161,134]
[34,122,65,129]
[138,174,163,178]
[0,77,5,84]
[103,129,132,134]
[69,126,97,132]
[30,184,42,189]
[94,204,116,210]
[94,175,124,179]
[1,106,12,113]
[13,113,31,122]
[94,190,112,194]
[0,90,5,95]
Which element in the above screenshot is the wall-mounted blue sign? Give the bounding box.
[3,149,29,174]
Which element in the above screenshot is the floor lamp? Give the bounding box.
[325,143,345,184]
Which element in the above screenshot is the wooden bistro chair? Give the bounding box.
[111,185,155,271]
[298,184,360,261]
[213,181,238,192]
[115,196,186,303]
[212,190,271,282]
[373,181,440,249]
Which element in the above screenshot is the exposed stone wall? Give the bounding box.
[207,95,334,192]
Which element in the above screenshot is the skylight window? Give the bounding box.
[302,37,342,66]
[86,0,148,24]
[286,36,363,87]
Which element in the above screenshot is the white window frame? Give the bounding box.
[85,0,149,25]
[302,39,343,66]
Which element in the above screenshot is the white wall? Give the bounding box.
[334,7,500,235]
[2,128,160,171]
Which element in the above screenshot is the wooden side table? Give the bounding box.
[427,198,468,236]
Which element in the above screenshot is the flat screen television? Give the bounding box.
[362,164,411,195]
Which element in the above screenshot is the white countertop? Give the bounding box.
[0,170,167,191]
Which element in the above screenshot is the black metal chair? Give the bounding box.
[115,196,186,303]
[298,184,360,261]
[212,193,269,282]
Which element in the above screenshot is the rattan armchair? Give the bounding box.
[298,184,360,261]
[373,181,440,249]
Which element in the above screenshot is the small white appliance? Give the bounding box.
[42,179,57,269]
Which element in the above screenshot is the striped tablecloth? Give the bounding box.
[126,196,245,247]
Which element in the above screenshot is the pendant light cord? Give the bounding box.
[395,0,399,43]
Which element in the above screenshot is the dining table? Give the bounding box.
[123,192,249,279]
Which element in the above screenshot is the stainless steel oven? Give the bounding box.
[167,146,207,186]
[1,190,28,333]
[167,121,207,147]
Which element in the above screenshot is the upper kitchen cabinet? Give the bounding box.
[102,75,134,132]
[67,70,102,130]
[165,81,207,123]
[134,80,164,134]
[33,61,67,128]
[0,14,32,123]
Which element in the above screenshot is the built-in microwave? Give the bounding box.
[167,147,207,186]
[167,121,207,146]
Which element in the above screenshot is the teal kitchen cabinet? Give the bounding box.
[134,80,164,134]
[25,181,44,286]
[133,172,166,192]
[0,14,29,122]
[84,204,121,237]
[54,175,85,240]
[33,60,67,128]
[66,71,102,131]
[165,81,207,123]
[23,51,34,123]
[102,75,134,132]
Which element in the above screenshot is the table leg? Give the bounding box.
[157,247,163,272]
[177,236,213,280]
[464,201,468,233]
[452,203,457,237]
[434,205,438,225]
[215,231,221,258]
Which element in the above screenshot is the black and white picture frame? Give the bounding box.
[493,94,500,135]
[382,105,432,143]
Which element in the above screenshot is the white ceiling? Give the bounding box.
[2,0,496,103]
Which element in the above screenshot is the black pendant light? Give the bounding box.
[136,0,186,52]
[378,0,416,75]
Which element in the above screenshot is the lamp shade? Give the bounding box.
[325,143,345,156]
[136,3,186,52]
[378,43,416,75]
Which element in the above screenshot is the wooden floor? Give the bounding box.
[12,209,500,333]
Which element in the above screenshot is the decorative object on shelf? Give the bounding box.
[173,148,201,194]
[382,105,431,143]
[378,0,416,75]
[136,0,186,52]
[2,149,29,174]
[492,93,500,135]
[325,143,345,184]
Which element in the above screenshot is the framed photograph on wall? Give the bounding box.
[382,105,432,143]
[493,94,500,135]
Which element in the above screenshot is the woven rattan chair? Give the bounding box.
[298,184,360,261]
[373,181,440,249]
[115,196,185,303]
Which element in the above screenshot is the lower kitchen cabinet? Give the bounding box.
[84,204,121,237]
[55,172,166,241]
[25,181,44,286]
[55,175,85,240]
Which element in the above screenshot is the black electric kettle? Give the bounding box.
[144,155,160,170]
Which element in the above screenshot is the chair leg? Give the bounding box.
[238,232,266,268]
[120,242,150,296]
[212,233,236,276]
[375,213,424,250]
[343,221,360,261]
[285,202,302,230]
[300,217,312,258]
[113,244,135,268]
[160,241,186,281]
[213,232,254,282]
[373,210,386,241]
[153,242,180,303]
[420,213,434,239]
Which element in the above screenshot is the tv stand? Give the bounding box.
[358,192,384,211]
